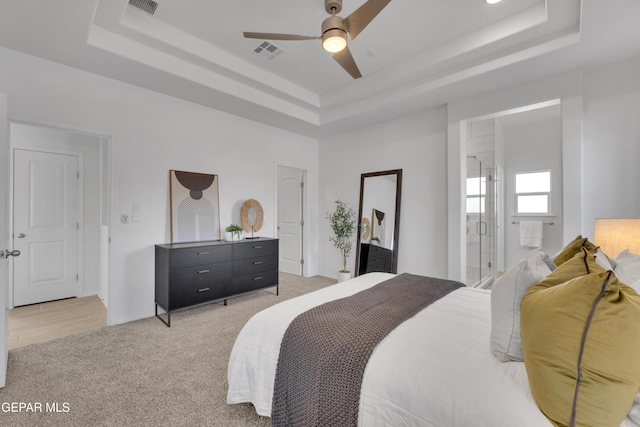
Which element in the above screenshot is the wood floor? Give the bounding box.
[8,295,107,349]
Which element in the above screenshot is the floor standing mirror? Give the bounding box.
[355,169,402,276]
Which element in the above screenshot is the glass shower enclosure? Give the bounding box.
[466,157,495,288]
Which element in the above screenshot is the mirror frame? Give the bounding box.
[355,169,403,276]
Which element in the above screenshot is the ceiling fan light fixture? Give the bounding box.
[322,29,347,53]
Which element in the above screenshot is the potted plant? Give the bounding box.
[327,199,356,282]
[371,236,381,246]
[225,224,244,242]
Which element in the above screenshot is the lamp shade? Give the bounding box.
[594,218,640,258]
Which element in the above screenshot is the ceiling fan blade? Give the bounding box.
[333,45,362,79]
[243,32,320,41]
[343,0,392,40]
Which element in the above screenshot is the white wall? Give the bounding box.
[0,46,319,324]
[582,54,640,239]
[319,107,448,280]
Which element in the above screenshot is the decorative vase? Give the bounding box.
[337,271,352,283]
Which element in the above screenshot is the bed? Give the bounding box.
[227,256,640,426]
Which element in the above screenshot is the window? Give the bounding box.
[515,171,550,214]
[466,176,486,214]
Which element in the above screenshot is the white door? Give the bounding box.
[0,93,10,387]
[13,149,79,306]
[277,166,304,276]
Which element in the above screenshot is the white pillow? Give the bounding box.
[490,255,551,362]
[629,391,640,425]
[615,250,640,287]
[523,248,556,273]
[595,248,615,271]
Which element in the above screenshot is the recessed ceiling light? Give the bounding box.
[486,0,502,4]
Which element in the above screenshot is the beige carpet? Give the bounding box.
[0,273,336,426]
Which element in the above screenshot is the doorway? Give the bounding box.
[9,122,112,342]
[13,149,81,306]
[276,165,306,276]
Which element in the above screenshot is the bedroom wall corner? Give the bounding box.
[318,106,448,280]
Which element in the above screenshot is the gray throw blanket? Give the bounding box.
[271,273,464,427]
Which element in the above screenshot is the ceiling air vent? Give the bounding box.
[128,0,159,16]
[253,41,284,62]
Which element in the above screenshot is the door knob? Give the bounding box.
[0,250,20,259]
[16,233,26,238]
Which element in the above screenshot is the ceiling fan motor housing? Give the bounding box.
[322,15,347,35]
[325,0,343,14]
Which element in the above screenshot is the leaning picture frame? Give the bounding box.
[169,170,221,243]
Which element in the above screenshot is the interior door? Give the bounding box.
[13,149,79,306]
[277,166,303,276]
[0,93,10,387]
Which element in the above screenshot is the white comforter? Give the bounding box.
[227,273,636,426]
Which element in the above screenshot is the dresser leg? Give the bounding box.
[155,303,171,327]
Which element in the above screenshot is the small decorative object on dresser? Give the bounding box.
[240,198,264,239]
[154,237,278,327]
[224,224,244,242]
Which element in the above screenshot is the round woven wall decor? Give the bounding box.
[240,199,264,232]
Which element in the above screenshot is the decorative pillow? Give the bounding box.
[523,248,557,273]
[490,251,552,362]
[594,247,615,271]
[521,271,640,427]
[553,235,598,266]
[615,249,640,286]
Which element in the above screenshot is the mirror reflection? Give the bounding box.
[355,169,402,276]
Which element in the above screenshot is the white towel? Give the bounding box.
[520,221,543,248]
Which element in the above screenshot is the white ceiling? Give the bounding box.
[1,0,639,137]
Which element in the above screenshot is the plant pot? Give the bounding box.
[337,271,352,283]
[225,231,244,242]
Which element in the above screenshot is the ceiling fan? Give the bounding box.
[243,0,392,79]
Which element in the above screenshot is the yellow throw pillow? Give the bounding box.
[535,247,605,291]
[553,235,598,266]
[521,271,640,427]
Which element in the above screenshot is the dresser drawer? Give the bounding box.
[367,253,388,269]
[233,269,278,294]
[233,255,277,276]
[169,262,232,291]
[168,262,232,309]
[170,245,232,269]
[233,239,278,260]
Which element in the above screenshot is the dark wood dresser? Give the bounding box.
[358,243,393,275]
[155,237,278,326]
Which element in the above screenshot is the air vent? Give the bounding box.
[252,41,284,62]
[128,0,159,16]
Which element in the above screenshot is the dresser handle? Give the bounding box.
[198,269,210,274]
[253,261,263,265]
[253,276,263,281]
[197,288,210,293]
[253,245,263,249]
[197,251,210,255]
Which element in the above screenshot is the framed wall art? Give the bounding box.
[169,170,221,243]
